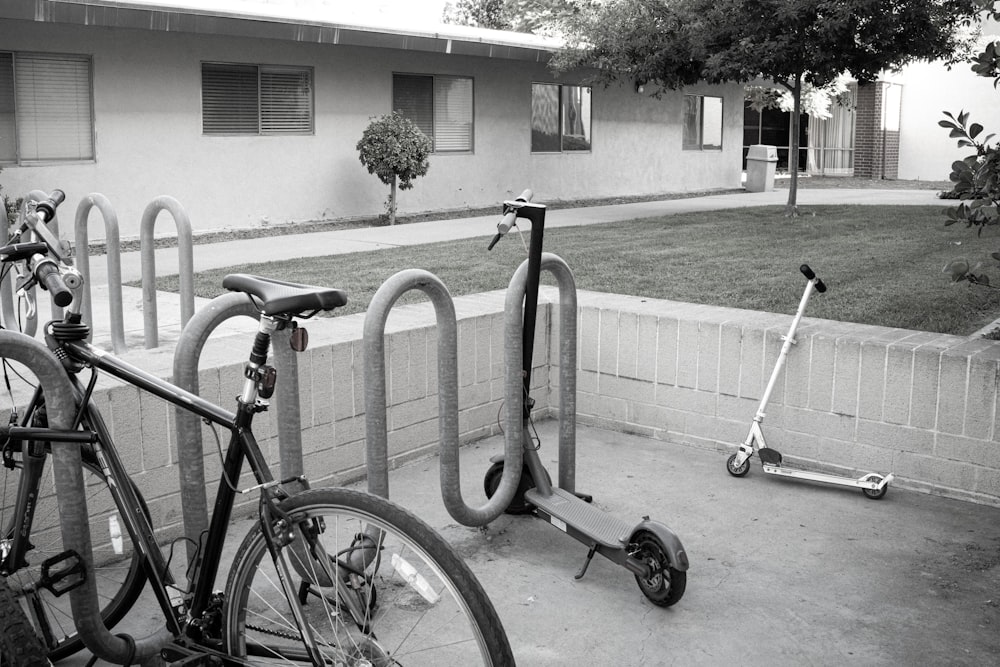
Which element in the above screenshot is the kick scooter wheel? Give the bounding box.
[726,453,750,477]
[862,475,889,500]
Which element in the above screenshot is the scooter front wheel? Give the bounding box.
[726,452,750,477]
[862,476,889,500]
[631,531,686,607]
[483,461,550,515]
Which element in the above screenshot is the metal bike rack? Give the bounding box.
[172,291,304,560]
[363,269,522,527]
[504,252,579,492]
[140,195,194,349]
[0,330,173,663]
[74,193,127,353]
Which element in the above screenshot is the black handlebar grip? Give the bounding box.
[487,232,502,250]
[800,264,827,293]
[36,261,73,307]
[35,189,66,223]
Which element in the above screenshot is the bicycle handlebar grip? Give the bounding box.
[515,189,532,202]
[35,189,66,223]
[36,260,73,307]
[487,232,503,250]
[800,264,827,293]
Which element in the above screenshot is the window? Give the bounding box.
[0,52,95,164]
[202,63,313,135]
[683,95,723,151]
[531,83,592,153]
[392,74,473,153]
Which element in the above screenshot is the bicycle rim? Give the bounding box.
[224,487,513,666]
[0,448,146,660]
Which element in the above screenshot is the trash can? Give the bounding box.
[745,144,778,193]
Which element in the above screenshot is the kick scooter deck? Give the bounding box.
[525,487,632,548]
[726,265,894,500]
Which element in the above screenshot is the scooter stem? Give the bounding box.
[755,275,818,421]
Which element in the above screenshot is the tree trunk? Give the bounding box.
[389,176,397,225]
[785,73,803,217]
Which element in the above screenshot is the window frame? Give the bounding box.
[530,82,593,154]
[391,72,474,154]
[683,94,724,152]
[201,61,314,136]
[0,51,96,166]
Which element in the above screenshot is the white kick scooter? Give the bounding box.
[725,265,893,500]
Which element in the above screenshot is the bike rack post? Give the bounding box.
[74,193,127,353]
[140,196,194,349]
[172,292,258,557]
[504,252,578,492]
[363,269,522,527]
[0,331,173,663]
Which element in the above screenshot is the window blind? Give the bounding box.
[392,74,434,143]
[433,76,472,152]
[202,63,259,134]
[0,53,15,162]
[260,67,313,134]
[15,53,93,161]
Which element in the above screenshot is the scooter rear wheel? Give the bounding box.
[631,531,686,607]
[726,453,750,477]
[862,476,889,500]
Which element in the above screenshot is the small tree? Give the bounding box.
[356,112,432,225]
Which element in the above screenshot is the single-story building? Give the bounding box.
[0,0,744,241]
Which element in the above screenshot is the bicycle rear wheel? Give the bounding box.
[0,444,147,661]
[224,487,513,666]
[0,575,49,666]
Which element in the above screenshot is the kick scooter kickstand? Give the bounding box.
[726,264,894,500]
[575,544,598,580]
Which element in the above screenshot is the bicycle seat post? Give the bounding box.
[240,314,279,413]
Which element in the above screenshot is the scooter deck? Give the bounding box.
[524,487,632,548]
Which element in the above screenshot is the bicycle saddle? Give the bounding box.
[223,273,347,316]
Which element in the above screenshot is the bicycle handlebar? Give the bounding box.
[33,257,73,307]
[800,264,827,293]
[488,189,533,250]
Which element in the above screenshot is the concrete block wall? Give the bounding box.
[5,286,998,546]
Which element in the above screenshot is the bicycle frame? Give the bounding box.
[2,322,329,663]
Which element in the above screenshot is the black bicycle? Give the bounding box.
[0,190,513,665]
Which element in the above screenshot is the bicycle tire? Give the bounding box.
[223,487,514,666]
[0,574,49,666]
[1,445,147,661]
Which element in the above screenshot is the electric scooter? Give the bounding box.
[726,264,894,499]
[482,191,689,607]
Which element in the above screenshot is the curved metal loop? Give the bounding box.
[139,196,194,348]
[504,252,578,492]
[0,330,172,663]
[74,193,126,352]
[363,269,522,527]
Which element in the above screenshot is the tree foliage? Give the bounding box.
[553,0,992,215]
[940,3,1000,287]
[442,0,590,34]
[356,112,432,225]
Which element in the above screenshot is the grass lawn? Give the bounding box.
[151,204,1000,336]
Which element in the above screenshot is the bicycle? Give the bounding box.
[0,190,514,665]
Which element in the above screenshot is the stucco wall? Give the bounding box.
[1,18,744,240]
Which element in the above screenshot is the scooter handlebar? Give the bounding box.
[487,189,534,250]
[800,264,827,293]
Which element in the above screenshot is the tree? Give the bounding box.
[356,112,433,226]
[554,0,990,216]
[442,0,588,34]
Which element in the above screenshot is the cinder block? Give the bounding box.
[783,333,810,408]
[937,352,968,435]
[935,433,994,468]
[832,336,861,417]
[910,346,941,430]
[696,321,720,393]
[856,419,933,456]
[331,342,355,421]
[655,316,679,386]
[306,346,333,426]
[739,326,764,401]
[857,342,886,421]
[600,374,655,405]
[718,323,742,397]
[388,331,410,404]
[409,327,429,399]
[883,344,913,425]
[676,320,700,389]
[895,450,977,490]
[964,355,997,440]
[617,311,639,379]
[598,309,618,376]
[580,307,600,372]
[783,405,855,443]
[636,314,658,383]
[807,334,835,412]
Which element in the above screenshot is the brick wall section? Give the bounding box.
[5,289,998,542]
[854,81,900,179]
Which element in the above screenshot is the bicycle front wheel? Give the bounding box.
[0,575,48,667]
[224,487,513,666]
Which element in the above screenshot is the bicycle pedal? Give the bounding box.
[39,550,85,596]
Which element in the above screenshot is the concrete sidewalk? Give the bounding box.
[78,187,942,350]
[61,420,1000,666]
